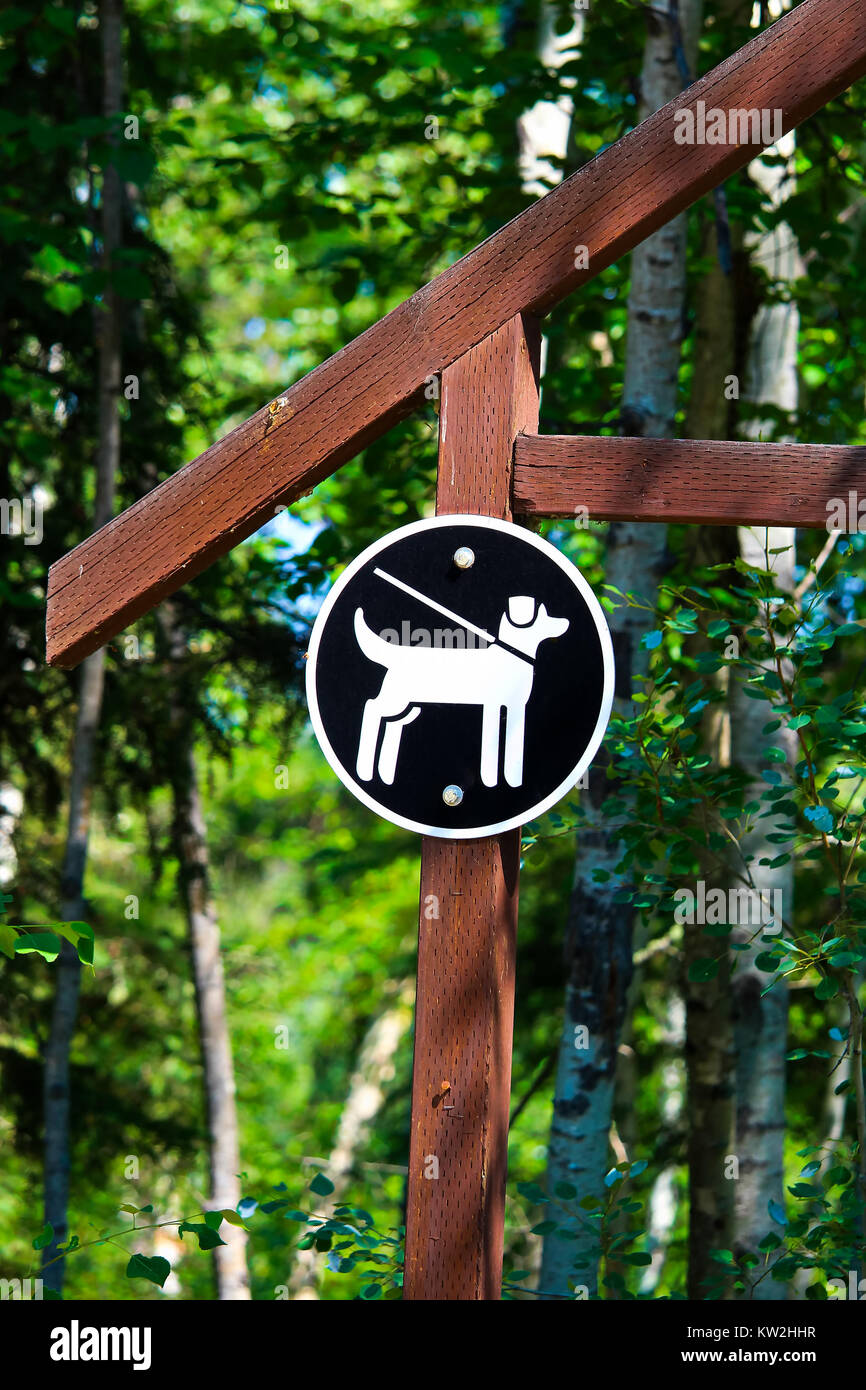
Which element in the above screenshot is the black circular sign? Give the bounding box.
[306,516,614,838]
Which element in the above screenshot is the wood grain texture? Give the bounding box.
[403,316,538,1301]
[46,0,866,666]
[513,435,866,527]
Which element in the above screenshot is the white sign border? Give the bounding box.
[305,514,615,840]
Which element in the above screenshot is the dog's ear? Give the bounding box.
[507,596,536,626]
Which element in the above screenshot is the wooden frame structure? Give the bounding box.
[45,0,866,1300]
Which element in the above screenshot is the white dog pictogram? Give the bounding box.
[353,587,569,788]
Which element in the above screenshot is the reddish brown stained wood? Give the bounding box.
[513,435,866,528]
[47,0,866,667]
[403,315,538,1301]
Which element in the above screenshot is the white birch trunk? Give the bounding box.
[540,0,703,1299]
[159,603,251,1300]
[730,86,801,1287]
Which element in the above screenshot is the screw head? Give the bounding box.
[453,546,475,570]
[442,784,463,807]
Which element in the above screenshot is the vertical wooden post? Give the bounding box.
[403,314,540,1300]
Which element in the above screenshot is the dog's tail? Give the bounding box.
[353,607,394,667]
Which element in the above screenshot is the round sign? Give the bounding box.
[305,515,614,839]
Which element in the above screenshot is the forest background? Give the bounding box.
[2,0,866,1302]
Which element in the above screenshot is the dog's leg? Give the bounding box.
[377,707,421,785]
[480,703,501,787]
[356,698,385,782]
[503,703,526,788]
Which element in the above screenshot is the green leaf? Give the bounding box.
[768,1199,788,1226]
[360,1283,382,1300]
[219,1209,248,1229]
[758,1232,782,1251]
[177,1221,226,1250]
[126,1253,170,1287]
[755,952,781,973]
[517,1181,548,1204]
[825,1166,851,1186]
[33,1222,54,1250]
[45,281,84,315]
[804,805,833,835]
[688,957,719,982]
[553,1181,577,1200]
[309,1172,335,1197]
[15,931,62,961]
[32,244,80,278]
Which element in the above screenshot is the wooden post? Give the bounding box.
[403,314,540,1300]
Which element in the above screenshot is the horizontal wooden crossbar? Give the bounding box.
[513,435,866,528]
[46,0,866,666]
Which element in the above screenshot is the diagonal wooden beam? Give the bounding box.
[512,435,866,528]
[47,0,866,667]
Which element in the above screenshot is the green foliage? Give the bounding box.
[505,1164,654,1300]
[27,1174,403,1301]
[1,0,865,1304]
[704,1145,864,1299]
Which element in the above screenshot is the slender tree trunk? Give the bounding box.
[638,996,685,1295]
[680,215,743,1297]
[158,602,250,1300]
[516,1,584,199]
[728,119,801,1292]
[42,0,122,1292]
[540,0,702,1299]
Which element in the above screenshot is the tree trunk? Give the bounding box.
[540,0,702,1299]
[638,996,685,1295]
[42,0,123,1292]
[158,602,250,1300]
[728,115,801,1292]
[680,215,743,1298]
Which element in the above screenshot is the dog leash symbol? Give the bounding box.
[372,567,534,666]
